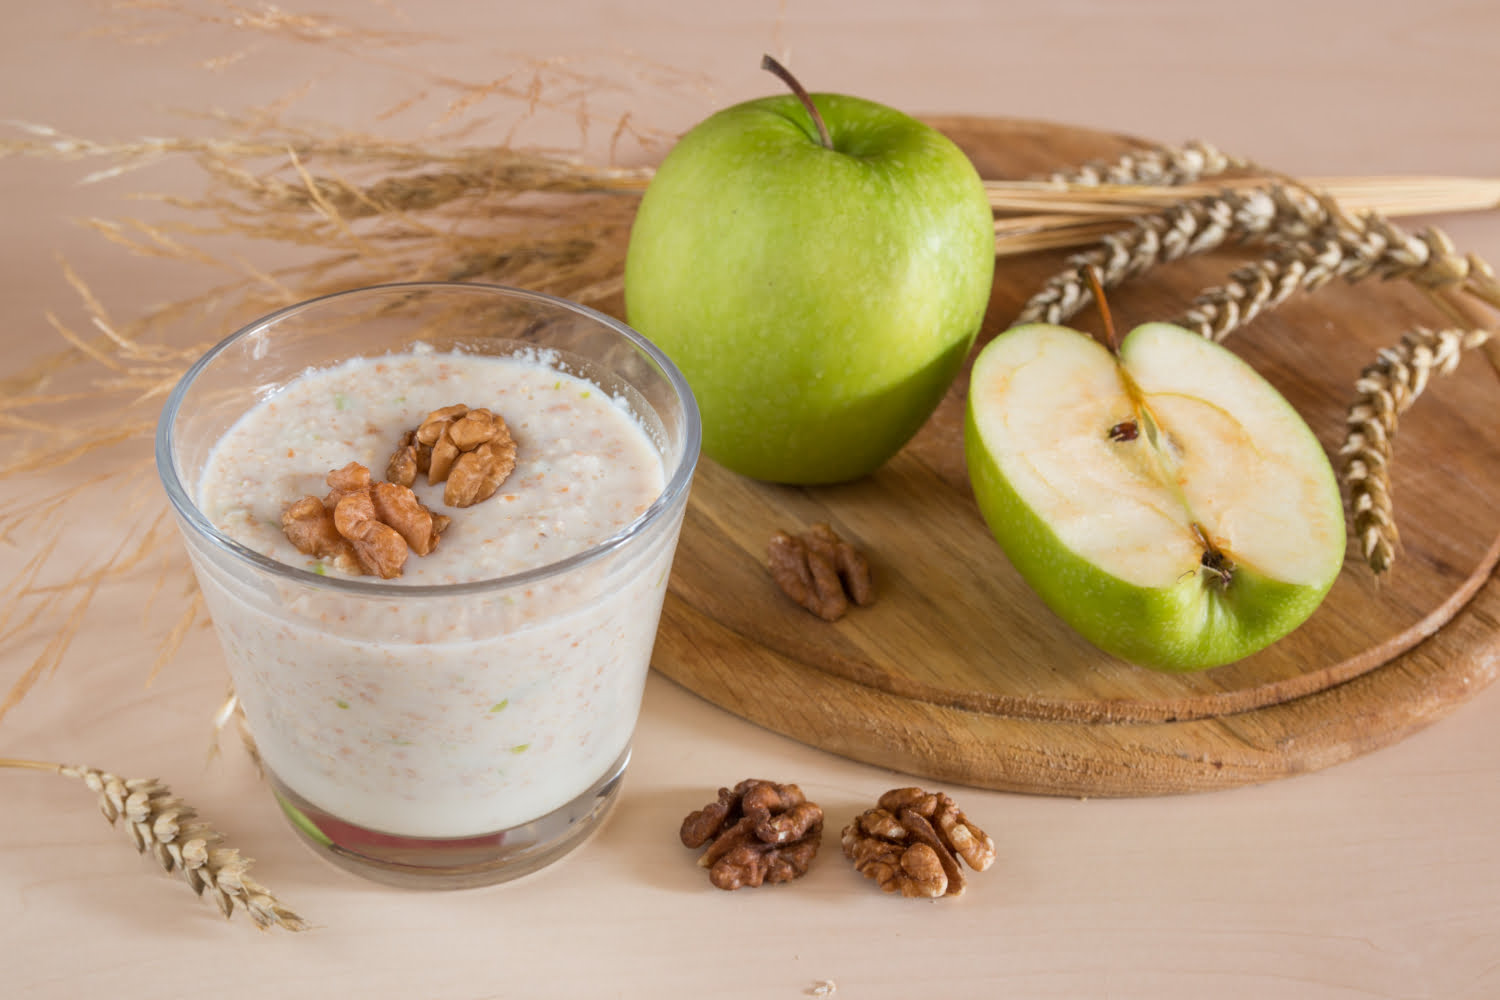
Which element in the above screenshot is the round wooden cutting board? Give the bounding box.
[646,115,1500,797]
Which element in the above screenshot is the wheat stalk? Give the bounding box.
[2,757,307,931]
[1340,326,1494,573]
[986,174,1500,259]
[1014,182,1337,325]
[1178,207,1500,342]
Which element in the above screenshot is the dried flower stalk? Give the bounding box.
[2,757,306,931]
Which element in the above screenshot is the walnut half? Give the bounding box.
[680,779,824,890]
[768,522,874,621]
[841,787,994,898]
[387,403,516,508]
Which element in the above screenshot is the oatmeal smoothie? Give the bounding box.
[190,346,675,839]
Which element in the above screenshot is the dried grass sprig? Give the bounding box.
[2,757,307,930]
[209,688,263,776]
[4,121,645,313]
[0,464,184,722]
[91,0,441,54]
[195,144,653,218]
[1341,327,1493,573]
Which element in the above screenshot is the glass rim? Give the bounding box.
[154,280,701,598]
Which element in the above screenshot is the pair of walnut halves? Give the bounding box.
[680,780,994,898]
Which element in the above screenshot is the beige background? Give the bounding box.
[3,2,1499,997]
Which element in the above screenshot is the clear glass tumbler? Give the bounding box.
[156,282,699,888]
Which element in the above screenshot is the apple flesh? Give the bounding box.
[964,321,1347,672]
[625,87,994,484]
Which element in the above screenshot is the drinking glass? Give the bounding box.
[156,282,699,888]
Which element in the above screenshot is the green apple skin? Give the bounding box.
[964,322,1347,672]
[624,92,994,484]
[965,423,1332,671]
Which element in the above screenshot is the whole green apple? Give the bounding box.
[624,58,994,484]
[964,319,1347,672]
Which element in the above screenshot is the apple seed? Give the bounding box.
[1191,522,1234,589]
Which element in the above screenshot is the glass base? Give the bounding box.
[269,748,629,889]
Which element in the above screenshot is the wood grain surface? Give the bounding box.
[648,116,1500,796]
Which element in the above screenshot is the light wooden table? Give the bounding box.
[3,3,1498,997]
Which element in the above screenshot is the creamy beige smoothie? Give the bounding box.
[192,346,671,839]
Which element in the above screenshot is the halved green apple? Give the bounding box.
[964,321,1347,672]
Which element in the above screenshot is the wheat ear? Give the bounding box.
[1047,138,1249,188]
[1173,211,1499,576]
[1178,211,1494,342]
[2,757,307,931]
[1340,327,1494,574]
[1014,183,1332,325]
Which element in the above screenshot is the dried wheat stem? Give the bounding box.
[1,757,307,931]
[987,175,1500,223]
[1340,327,1492,574]
[994,140,1500,264]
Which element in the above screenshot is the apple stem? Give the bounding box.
[1191,522,1234,588]
[1082,264,1120,354]
[761,54,833,150]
